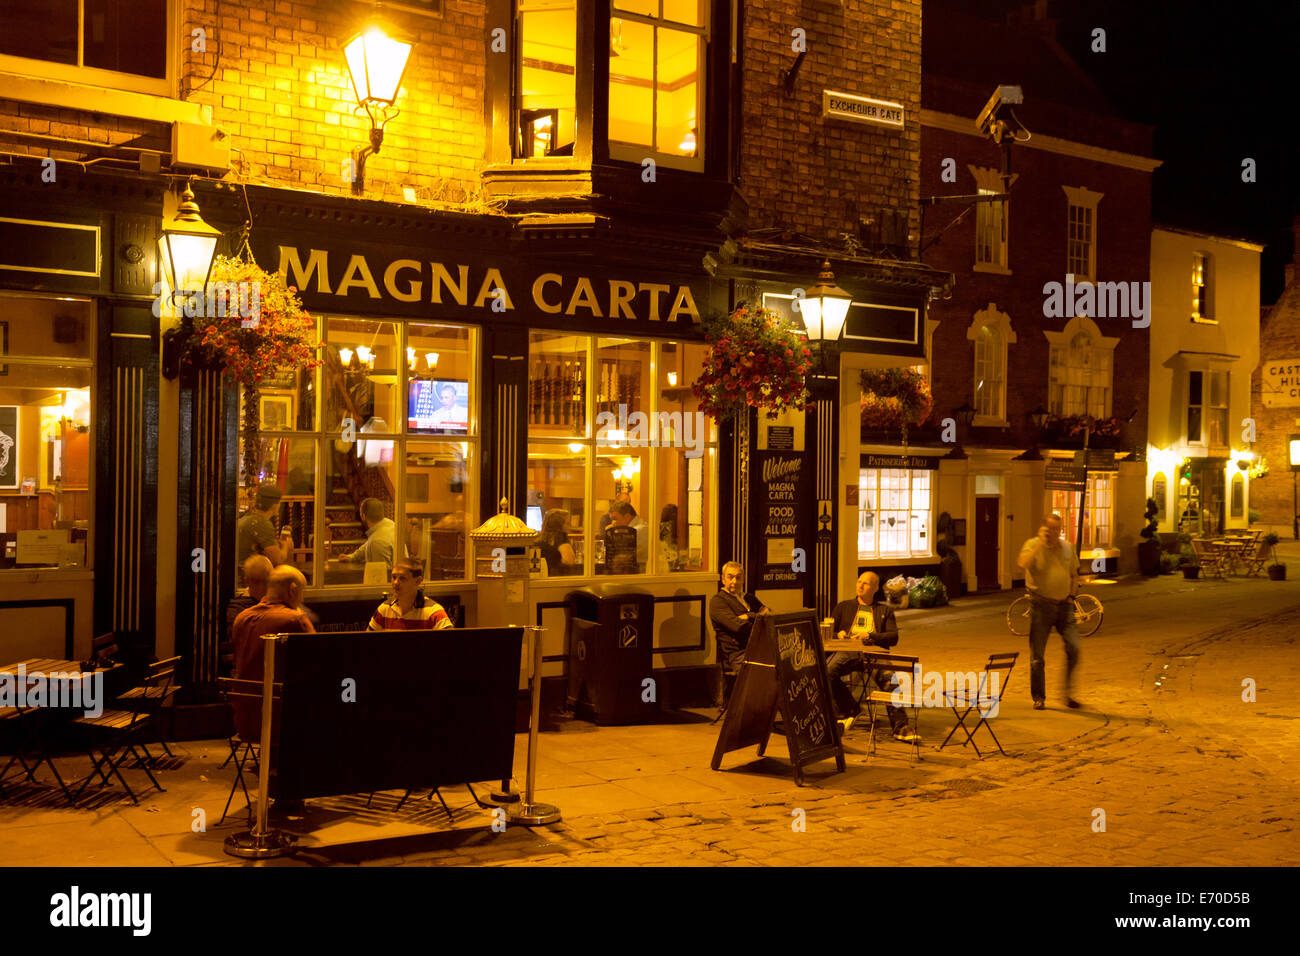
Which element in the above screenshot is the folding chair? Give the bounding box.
[861,652,922,760]
[1240,538,1268,577]
[1191,540,1227,579]
[939,652,1018,758]
[71,702,166,805]
[113,656,182,762]
[216,676,278,826]
[1,704,77,805]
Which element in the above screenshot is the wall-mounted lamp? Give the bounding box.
[343,24,413,195]
[1029,405,1049,431]
[954,402,976,428]
[801,260,852,344]
[338,347,355,368]
[159,179,223,379]
[425,352,439,370]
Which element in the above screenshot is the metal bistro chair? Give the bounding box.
[0,700,77,805]
[71,683,168,806]
[215,676,279,826]
[860,652,922,761]
[939,652,1019,758]
[112,656,183,764]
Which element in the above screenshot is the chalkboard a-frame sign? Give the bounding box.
[710,609,845,785]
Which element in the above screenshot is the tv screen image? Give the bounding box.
[409,379,469,434]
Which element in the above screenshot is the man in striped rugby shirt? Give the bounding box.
[368,557,455,630]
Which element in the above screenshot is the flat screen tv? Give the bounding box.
[409,379,469,435]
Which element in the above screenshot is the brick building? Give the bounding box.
[0,1,947,703]
[1250,218,1300,537]
[912,4,1160,588]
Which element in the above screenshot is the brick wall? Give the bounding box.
[179,0,486,203]
[740,0,921,248]
[920,125,1152,452]
[1250,218,1300,531]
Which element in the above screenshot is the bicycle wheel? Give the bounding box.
[1074,593,1103,636]
[1006,595,1033,636]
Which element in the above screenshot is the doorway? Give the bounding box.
[975,496,1000,590]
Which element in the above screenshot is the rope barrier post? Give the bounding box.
[508,625,560,826]
[225,633,292,858]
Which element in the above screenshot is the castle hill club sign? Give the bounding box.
[822,90,905,129]
[261,239,710,333]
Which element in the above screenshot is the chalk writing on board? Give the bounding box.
[777,626,816,671]
[787,672,820,705]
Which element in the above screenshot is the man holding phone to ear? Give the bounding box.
[1017,513,1082,710]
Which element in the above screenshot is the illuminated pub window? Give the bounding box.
[1052,473,1115,552]
[858,468,932,560]
[1230,471,1244,518]
[517,0,577,157]
[237,319,477,589]
[1191,252,1212,322]
[0,0,170,95]
[526,332,716,576]
[0,294,94,570]
[1152,472,1167,521]
[608,0,706,171]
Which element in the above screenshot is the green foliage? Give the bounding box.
[1140,496,1159,540]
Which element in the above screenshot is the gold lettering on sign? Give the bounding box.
[278,246,331,294]
[640,283,671,321]
[384,259,423,302]
[431,263,469,306]
[668,286,700,323]
[566,277,602,316]
[609,280,637,319]
[474,267,513,309]
[533,273,563,314]
[336,255,381,298]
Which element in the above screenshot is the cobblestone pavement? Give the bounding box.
[2,572,1298,867]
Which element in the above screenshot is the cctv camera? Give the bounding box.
[975,85,1024,142]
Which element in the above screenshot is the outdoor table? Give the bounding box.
[1208,539,1248,574]
[0,658,120,805]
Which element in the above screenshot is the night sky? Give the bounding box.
[929,0,1299,302]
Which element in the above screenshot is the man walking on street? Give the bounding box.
[1017,513,1082,710]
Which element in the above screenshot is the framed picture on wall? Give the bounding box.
[0,405,17,489]
[258,393,295,431]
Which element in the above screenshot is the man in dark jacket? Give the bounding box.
[709,561,767,672]
[826,571,919,743]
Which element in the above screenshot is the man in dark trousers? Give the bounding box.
[709,561,768,699]
[825,571,920,743]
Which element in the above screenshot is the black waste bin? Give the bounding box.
[565,586,657,725]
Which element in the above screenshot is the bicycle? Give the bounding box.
[1005,592,1104,637]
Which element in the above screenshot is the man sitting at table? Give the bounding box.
[709,561,768,675]
[368,557,454,630]
[825,571,919,744]
[231,565,315,815]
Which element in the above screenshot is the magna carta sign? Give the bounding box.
[265,240,708,333]
[822,91,905,129]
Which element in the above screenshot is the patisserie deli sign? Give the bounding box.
[273,243,705,328]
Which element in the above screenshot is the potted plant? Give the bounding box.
[1138,496,1161,576]
[1263,532,1286,580]
[1159,552,1182,575]
[1177,532,1200,580]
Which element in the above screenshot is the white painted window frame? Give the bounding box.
[966,303,1016,426]
[1062,184,1103,283]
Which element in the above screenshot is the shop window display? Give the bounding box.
[0,294,94,570]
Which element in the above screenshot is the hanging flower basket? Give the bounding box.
[175,256,321,389]
[859,367,933,440]
[1049,414,1121,440]
[692,305,813,422]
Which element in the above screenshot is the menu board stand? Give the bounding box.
[711,609,845,785]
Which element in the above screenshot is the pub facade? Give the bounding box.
[0,0,948,711]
